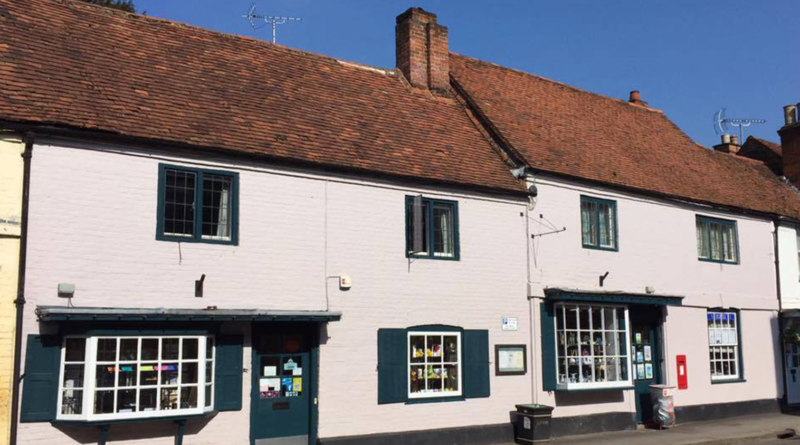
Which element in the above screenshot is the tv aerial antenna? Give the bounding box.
[243,4,302,44]
[713,108,766,142]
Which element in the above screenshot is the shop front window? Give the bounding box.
[408,332,461,399]
[555,303,632,390]
[57,335,214,421]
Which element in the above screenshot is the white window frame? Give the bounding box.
[56,335,215,422]
[707,311,740,381]
[554,303,633,391]
[407,331,462,399]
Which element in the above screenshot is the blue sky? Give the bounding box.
[135,0,799,148]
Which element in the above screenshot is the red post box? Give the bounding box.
[676,355,688,390]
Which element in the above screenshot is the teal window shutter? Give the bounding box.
[463,330,490,398]
[540,302,557,391]
[20,335,60,422]
[377,329,407,404]
[215,335,243,411]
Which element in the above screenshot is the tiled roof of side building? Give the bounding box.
[450,53,800,220]
[0,0,524,194]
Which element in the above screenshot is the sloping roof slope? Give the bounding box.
[0,0,522,193]
[450,53,800,219]
[739,136,783,175]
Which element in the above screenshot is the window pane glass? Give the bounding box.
[94,390,114,414]
[410,365,424,394]
[581,200,597,246]
[117,389,136,413]
[410,336,425,363]
[142,339,159,361]
[205,385,212,408]
[162,339,179,360]
[201,174,233,240]
[161,388,179,411]
[163,170,196,237]
[182,338,199,360]
[161,363,179,385]
[427,336,443,362]
[181,387,198,409]
[96,365,116,388]
[61,389,83,415]
[443,336,458,362]
[697,220,709,259]
[65,338,86,362]
[140,364,158,386]
[97,339,117,362]
[63,364,84,388]
[140,388,157,412]
[182,362,199,384]
[432,204,454,257]
[118,364,137,387]
[206,337,214,359]
[120,339,138,361]
[598,203,615,248]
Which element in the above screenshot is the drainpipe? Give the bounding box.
[9,133,33,445]
[773,218,789,410]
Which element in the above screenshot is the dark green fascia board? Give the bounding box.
[544,289,683,307]
[51,410,217,428]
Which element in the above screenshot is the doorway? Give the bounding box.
[250,324,316,445]
[786,342,800,405]
[630,306,663,424]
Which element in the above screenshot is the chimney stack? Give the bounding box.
[713,134,741,154]
[780,102,800,185]
[396,8,449,92]
[628,90,648,106]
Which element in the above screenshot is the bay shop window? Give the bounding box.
[58,336,215,421]
[541,303,632,390]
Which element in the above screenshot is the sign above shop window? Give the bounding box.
[502,317,518,331]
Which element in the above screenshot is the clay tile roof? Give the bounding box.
[450,53,800,219]
[0,0,523,193]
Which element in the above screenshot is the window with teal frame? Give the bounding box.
[157,164,239,245]
[696,216,738,264]
[405,196,460,260]
[580,196,618,251]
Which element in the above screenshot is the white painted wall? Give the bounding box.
[778,224,800,310]
[17,139,531,444]
[528,175,782,419]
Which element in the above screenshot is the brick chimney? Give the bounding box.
[396,8,449,92]
[780,103,800,185]
[713,134,741,154]
[629,90,648,106]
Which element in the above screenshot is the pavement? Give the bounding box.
[532,412,800,445]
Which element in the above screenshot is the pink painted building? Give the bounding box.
[2,2,800,445]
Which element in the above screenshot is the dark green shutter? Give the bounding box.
[215,335,243,411]
[463,330,490,398]
[377,329,407,404]
[540,302,557,391]
[20,335,60,422]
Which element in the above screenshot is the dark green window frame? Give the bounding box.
[696,216,739,264]
[156,164,239,245]
[404,196,460,261]
[580,195,618,251]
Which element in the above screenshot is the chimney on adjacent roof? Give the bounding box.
[779,103,800,185]
[629,90,648,106]
[396,8,449,92]
[713,134,741,154]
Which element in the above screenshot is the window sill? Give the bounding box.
[555,385,634,393]
[157,234,238,246]
[711,378,746,385]
[406,396,465,405]
[406,254,460,261]
[581,244,618,252]
[52,410,217,427]
[698,258,739,265]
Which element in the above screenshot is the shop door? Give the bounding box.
[631,308,662,424]
[251,327,311,445]
[785,342,800,405]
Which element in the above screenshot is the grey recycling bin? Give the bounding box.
[514,404,554,444]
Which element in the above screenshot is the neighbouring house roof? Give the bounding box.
[450,54,800,220]
[0,0,523,194]
[739,136,783,175]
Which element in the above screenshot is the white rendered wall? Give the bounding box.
[528,175,781,419]
[778,224,800,310]
[17,139,531,444]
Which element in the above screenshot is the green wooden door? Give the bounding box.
[631,308,662,424]
[250,328,312,445]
